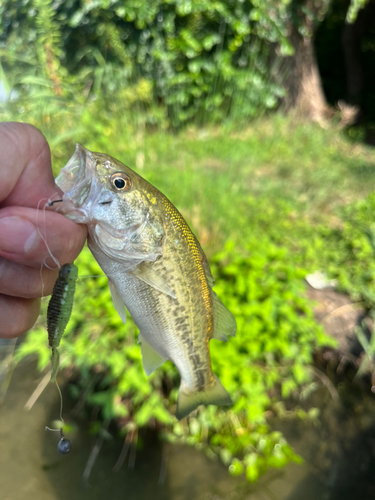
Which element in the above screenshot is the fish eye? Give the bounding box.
[110,172,131,192]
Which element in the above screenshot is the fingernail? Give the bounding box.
[0,216,37,254]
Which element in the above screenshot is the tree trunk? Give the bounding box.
[342,0,375,107]
[284,30,329,123]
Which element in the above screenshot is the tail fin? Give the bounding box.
[176,376,232,420]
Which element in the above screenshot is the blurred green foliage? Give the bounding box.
[346,0,369,22]
[1,0,375,485]
[8,105,375,482]
[17,236,331,482]
[0,0,293,127]
[313,193,375,308]
[0,0,368,130]
[19,168,375,481]
[0,0,368,132]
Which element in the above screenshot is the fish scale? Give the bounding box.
[57,145,236,419]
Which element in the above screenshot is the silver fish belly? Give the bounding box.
[89,235,212,391]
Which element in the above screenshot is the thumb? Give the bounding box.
[0,205,87,267]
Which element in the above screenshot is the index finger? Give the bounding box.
[0,122,59,207]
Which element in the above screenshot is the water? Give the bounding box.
[0,360,254,500]
[1,357,375,500]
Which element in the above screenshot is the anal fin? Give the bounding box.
[140,335,167,376]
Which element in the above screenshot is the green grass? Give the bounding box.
[8,106,375,483]
[45,112,375,257]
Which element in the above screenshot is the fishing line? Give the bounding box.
[44,379,64,429]
[39,262,45,300]
[36,195,63,313]
[39,255,59,317]
[55,379,64,423]
[44,378,71,454]
[78,275,106,279]
[38,198,109,280]
[36,197,60,269]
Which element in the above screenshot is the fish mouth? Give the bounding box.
[56,145,132,240]
[56,144,92,196]
[56,145,143,248]
[55,144,98,222]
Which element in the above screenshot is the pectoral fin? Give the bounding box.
[140,335,167,375]
[109,279,127,324]
[131,263,177,299]
[211,291,236,342]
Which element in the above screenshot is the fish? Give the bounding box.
[55,145,236,419]
[47,263,78,382]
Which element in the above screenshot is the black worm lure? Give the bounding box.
[46,263,78,454]
[47,263,78,382]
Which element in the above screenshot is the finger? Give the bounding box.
[0,295,41,338]
[0,258,59,299]
[0,206,87,267]
[0,122,59,207]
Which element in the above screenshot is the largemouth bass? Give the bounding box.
[55,145,236,419]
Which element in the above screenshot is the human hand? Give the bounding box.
[0,122,87,338]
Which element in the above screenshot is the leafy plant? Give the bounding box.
[0,0,292,127]
[16,230,334,483]
[0,0,374,486]
[346,0,370,22]
[2,73,374,483]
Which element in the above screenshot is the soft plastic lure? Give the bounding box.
[47,263,78,382]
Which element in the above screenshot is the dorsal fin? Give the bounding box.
[192,235,236,340]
